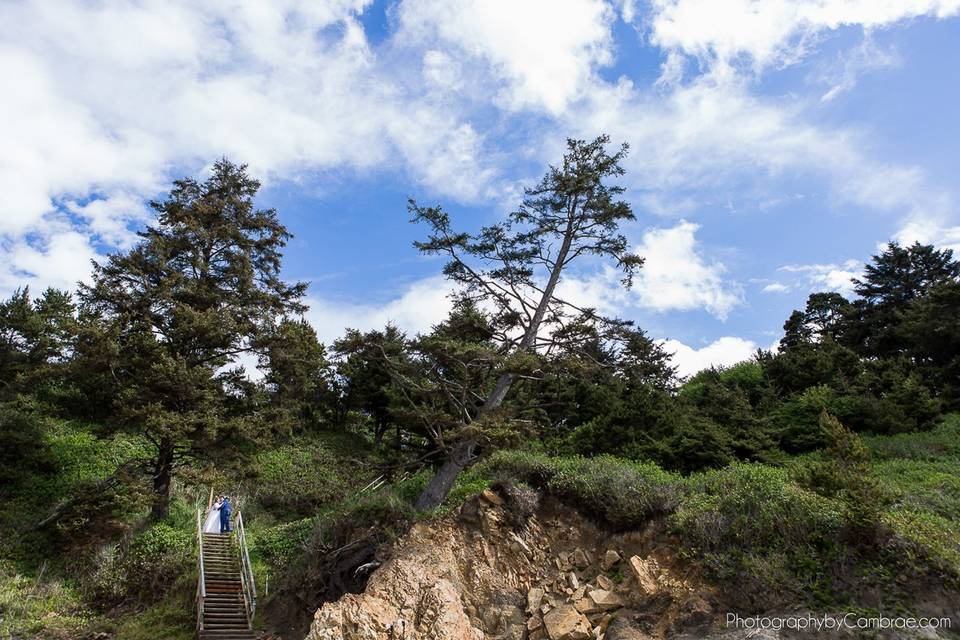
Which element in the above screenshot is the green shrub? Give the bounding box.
[672,462,843,553]
[871,460,960,520]
[0,402,53,484]
[476,450,684,529]
[0,560,90,639]
[252,439,348,518]
[253,517,315,569]
[864,414,960,461]
[883,509,960,576]
[91,523,191,605]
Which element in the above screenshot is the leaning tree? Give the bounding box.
[77,159,306,519]
[407,135,644,509]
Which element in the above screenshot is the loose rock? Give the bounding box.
[628,556,659,596]
[601,549,621,571]
[543,604,592,640]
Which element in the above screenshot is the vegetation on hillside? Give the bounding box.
[1,141,959,637]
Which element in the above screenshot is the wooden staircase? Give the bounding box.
[199,533,253,639]
[196,497,257,640]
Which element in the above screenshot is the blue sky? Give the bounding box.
[2,0,959,376]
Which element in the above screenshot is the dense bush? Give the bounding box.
[253,517,315,569]
[672,463,843,553]
[252,438,350,518]
[91,523,192,605]
[473,450,685,529]
[0,402,53,483]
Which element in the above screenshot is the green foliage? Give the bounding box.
[90,523,192,605]
[864,414,960,461]
[473,450,684,529]
[792,412,891,541]
[0,401,53,484]
[252,441,346,518]
[75,159,307,519]
[258,318,335,429]
[0,560,90,639]
[672,463,843,555]
[0,287,77,401]
[253,517,315,569]
[882,509,960,576]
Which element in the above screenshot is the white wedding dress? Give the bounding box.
[203,502,222,533]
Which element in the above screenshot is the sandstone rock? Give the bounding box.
[588,589,623,611]
[480,604,525,634]
[528,587,545,613]
[528,614,543,631]
[568,572,580,590]
[570,586,586,602]
[574,596,601,614]
[543,604,592,640]
[601,550,621,571]
[595,575,614,591]
[627,556,659,596]
[571,548,590,568]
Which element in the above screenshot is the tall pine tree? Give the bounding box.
[77,160,305,519]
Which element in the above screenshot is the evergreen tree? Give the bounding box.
[333,324,408,446]
[852,242,960,358]
[259,318,334,428]
[76,159,305,519]
[409,135,643,508]
[0,287,76,398]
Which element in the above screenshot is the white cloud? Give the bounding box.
[647,0,960,71]
[0,230,97,296]
[780,259,862,296]
[893,217,960,253]
[660,336,757,378]
[632,221,742,319]
[397,0,615,113]
[762,282,790,293]
[0,0,506,294]
[814,36,900,102]
[304,276,454,345]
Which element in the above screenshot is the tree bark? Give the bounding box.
[150,438,174,520]
[413,440,475,510]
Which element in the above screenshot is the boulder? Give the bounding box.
[573,596,601,615]
[543,604,592,640]
[595,575,614,591]
[587,589,623,611]
[527,587,545,613]
[601,549,621,571]
[627,556,659,596]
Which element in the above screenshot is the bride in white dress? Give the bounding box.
[203,496,223,533]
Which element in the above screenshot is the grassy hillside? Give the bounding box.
[3,414,958,638]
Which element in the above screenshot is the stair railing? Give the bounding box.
[195,506,206,633]
[236,510,257,627]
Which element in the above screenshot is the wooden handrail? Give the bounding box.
[236,511,257,626]
[195,507,206,633]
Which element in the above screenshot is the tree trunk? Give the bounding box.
[150,438,174,520]
[414,219,578,510]
[414,440,475,510]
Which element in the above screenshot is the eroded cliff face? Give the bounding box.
[304,487,716,640]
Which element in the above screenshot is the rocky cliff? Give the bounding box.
[304,486,717,640]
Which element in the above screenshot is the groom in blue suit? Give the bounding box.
[219,496,232,533]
